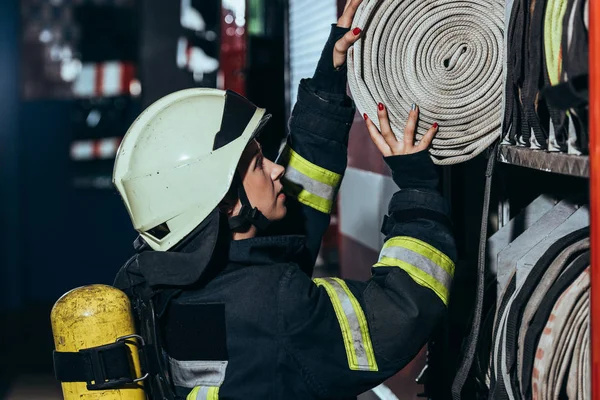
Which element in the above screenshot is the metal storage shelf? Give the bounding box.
[498,145,590,178]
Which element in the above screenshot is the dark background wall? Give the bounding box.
[0,0,22,312]
[0,0,137,384]
[19,101,136,303]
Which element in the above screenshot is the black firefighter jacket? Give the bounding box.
[114,26,457,400]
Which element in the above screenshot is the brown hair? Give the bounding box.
[218,182,238,216]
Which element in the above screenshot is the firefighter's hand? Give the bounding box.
[333,0,364,69]
[364,103,439,156]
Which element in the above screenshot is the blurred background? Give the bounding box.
[0,0,351,397]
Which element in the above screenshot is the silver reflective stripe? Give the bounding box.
[379,245,453,291]
[169,358,227,388]
[187,386,219,400]
[284,165,336,201]
[328,279,370,368]
[314,277,378,371]
[195,387,210,400]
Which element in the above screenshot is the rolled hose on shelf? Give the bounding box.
[348,0,504,165]
[527,267,591,400]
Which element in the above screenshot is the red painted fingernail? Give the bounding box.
[378,102,384,111]
[363,113,368,120]
[433,122,439,129]
[353,27,362,35]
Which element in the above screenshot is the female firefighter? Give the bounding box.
[112,0,457,398]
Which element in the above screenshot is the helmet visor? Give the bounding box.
[249,113,272,142]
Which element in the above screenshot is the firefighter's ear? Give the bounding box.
[218,187,239,217]
[218,200,235,217]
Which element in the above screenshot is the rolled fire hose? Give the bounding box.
[531,267,590,400]
[347,0,504,165]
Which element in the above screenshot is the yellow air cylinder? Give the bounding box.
[51,284,147,399]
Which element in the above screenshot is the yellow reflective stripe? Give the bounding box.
[338,278,378,371]
[292,183,334,214]
[375,256,451,306]
[207,387,219,400]
[280,146,342,214]
[375,237,455,306]
[284,166,336,204]
[382,237,455,277]
[187,387,200,400]
[286,147,341,187]
[187,386,219,400]
[313,277,378,371]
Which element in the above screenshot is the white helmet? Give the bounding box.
[113,88,270,251]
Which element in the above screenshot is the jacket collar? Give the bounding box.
[228,235,309,266]
[115,212,310,290]
[115,209,224,289]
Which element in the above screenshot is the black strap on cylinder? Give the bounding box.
[228,172,271,232]
[131,282,177,400]
[53,340,137,390]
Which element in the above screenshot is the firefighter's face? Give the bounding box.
[235,140,287,222]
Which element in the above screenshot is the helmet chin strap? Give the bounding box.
[227,172,271,233]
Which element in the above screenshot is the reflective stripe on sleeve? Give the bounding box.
[313,277,378,372]
[280,146,342,214]
[187,386,219,400]
[374,236,455,306]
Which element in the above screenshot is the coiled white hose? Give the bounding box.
[348,0,504,165]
